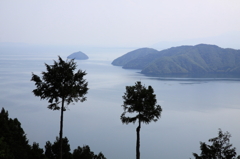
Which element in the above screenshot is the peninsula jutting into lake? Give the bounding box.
[112,44,240,76]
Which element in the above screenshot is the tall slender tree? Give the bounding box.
[121,81,162,159]
[31,56,88,159]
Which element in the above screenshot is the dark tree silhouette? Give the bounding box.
[45,141,54,159]
[0,107,47,159]
[29,142,46,159]
[121,81,162,159]
[192,129,239,159]
[94,152,107,159]
[31,56,88,159]
[72,145,107,159]
[0,108,31,159]
[72,145,94,159]
[44,137,72,159]
[51,137,72,159]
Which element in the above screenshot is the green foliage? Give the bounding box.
[192,129,238,159]
[112,44,240,75]
[111,48,158,66]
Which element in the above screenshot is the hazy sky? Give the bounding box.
[0,0,240,47]
[1,2,240,158]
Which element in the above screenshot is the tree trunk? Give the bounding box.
[136,119,141,159]
[59,98,65,159]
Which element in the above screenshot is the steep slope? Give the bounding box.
[111,48,159,66]
[122,45,193,69]
[112,44,240,75]
[142,44,240,75]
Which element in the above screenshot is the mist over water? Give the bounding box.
[1,46,240,159]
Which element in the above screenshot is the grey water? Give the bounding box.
[1,47,240,159]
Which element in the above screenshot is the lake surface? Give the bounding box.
[1,46,240,159]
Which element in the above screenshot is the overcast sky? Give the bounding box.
[0,0,240,47]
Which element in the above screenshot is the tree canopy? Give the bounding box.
[121,81,162,124]
[0,107,49,159]
[31,56,88,111]
[0,107,107,159]
[0,107,31,159]
[31,56,89,159]
[72,145,106,159]
[121,81,162,159]
[192,129,239,159]
[45,137,72,159]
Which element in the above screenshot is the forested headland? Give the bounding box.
[112,44,240,76]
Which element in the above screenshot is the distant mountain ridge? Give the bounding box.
[111,44,240,75]
[111,48,159,66]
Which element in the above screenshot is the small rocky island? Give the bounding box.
[67,51,89,60]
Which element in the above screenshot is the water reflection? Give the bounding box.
[144,73,240,82]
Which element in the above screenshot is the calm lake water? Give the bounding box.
[1,46,240,159]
